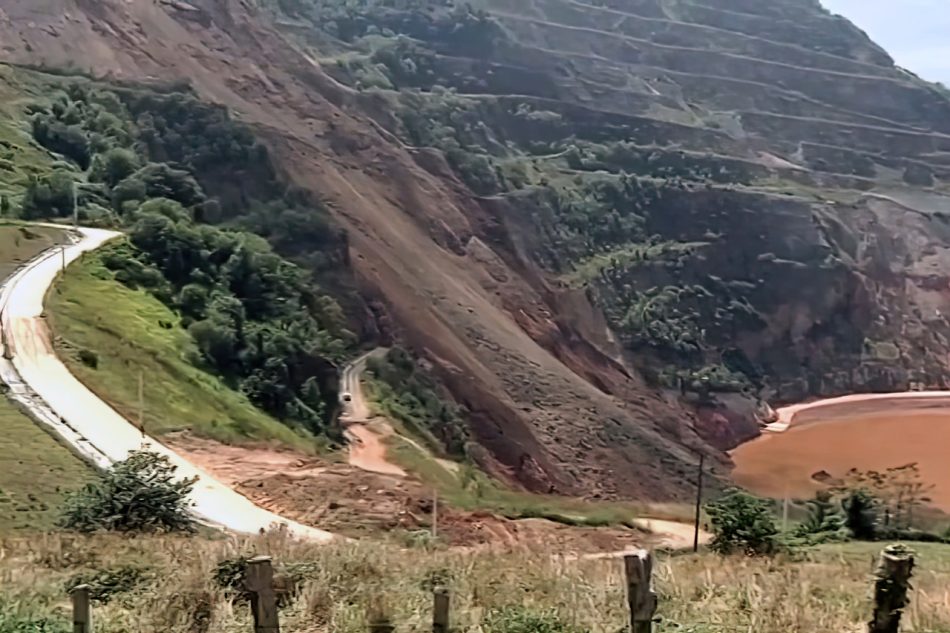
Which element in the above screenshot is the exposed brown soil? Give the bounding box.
[731,399,950,510]
[0,0,713,500]
[170,434,649,552]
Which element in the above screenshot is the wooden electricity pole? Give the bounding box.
[782,488,790,532]
[138,370,145,437]
[693,453,705,553]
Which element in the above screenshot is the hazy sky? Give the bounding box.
[821,0,950,84]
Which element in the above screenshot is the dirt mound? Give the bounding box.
[171,434,649,551]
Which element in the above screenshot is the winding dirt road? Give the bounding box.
[0,227,334,541]
[339,349,408,477]
[0,227,711,547]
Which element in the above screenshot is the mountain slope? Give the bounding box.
[3,0,950,500]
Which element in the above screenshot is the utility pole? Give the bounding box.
[693,452,705,553]
[138,370,145,437]
[72,180,79,229]
[782,488,790,532]
[61,246,66,272]
[432,488,438,539]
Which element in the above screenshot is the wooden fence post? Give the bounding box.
[71,584,92,633]
[624,550,657,633]
[433,587,450,633]
[246,556,280,633]
[869,544,915,633]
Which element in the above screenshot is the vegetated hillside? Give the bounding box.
[3,0,950,501]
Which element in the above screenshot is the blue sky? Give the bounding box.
[822,0,950,84]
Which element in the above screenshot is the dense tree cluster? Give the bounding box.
[27,81,357,438]
[367,347,468,457]
[104,212,355,433]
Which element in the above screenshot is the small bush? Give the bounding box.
[483,606,580,633]
[0,606,69,633]
[65,565,153,603]
[796,490,846,539]
[842,489,879,540]
[77,349,99,369]
[706,488,778,555]
[59,449,197,533]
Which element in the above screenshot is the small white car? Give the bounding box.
[341,392,353,403]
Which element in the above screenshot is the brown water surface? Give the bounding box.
[731,405,950,510]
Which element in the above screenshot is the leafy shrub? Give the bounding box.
[212,556,251,596]
[59,449,197,533]
[32,114,91,169]
[213,556,302,606]
[706,488,778,555]
[77,349,99,369]
[367,348,468,457]
[795,491,847,542]
[20,170,75,219]
[89,147,140,187]
[0,605,69,633]
[841,489,880,540]
[483,606,580,633]
[65,565,153,603]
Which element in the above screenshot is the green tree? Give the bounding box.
[111,175,148,213]
[796,490,845,537]
[705,488,778,555]
[90,147,141,186]
[59,449,196,533]
[20,170,76,219]
[32,114,91,169]
[842,489,880,540]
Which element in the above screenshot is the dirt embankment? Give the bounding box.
[0,0,715,500]
[170,433,654,552]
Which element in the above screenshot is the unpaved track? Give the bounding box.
[629,519,711,550]
[0,227,334,541]
[341,349,460,477]
[340,349,408,476]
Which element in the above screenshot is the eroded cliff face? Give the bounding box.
[3,0,950,499]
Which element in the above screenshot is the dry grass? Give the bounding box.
[4,533,950,632]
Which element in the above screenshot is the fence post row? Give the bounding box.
[246,556,281,633]
[64,546,918,632]
[71,583,92,633]
[624,549,657,633]
[869,544,915,633]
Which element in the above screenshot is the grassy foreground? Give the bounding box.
[47,249,317,451]
[4,532,950,632]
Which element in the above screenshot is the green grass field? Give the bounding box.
[0,221,66,279]
[0,400,95,532]
[0,223,92,533]
[47,248,320,452]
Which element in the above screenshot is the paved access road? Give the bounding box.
[0,226,334,541]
